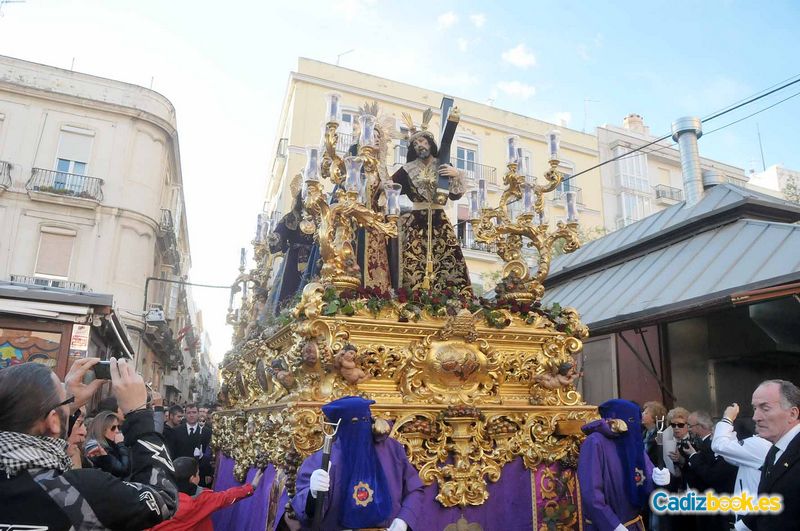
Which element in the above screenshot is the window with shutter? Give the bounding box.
[35,230,75,278]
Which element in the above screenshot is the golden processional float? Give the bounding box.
[214,105,596,530]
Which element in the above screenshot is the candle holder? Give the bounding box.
[470,159,580,303]
[321,121,346,186]
[300,109,399,291]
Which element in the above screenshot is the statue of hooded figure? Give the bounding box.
[292,396,424,531]
[577,399,670,531]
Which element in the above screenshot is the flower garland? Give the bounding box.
[318,286,575,334]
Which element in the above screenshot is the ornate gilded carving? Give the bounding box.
[471,161,581,303]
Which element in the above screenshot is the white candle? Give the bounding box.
[507,136,518,164]
[548,130,560,161]
[304,146,320,181]
[328,94,340,122]
[470,190,479,217]
[566,190,578,221]
[344,156,363,194]
[523,185,532,212]
[478,179,487,209]
[384,183,402,215]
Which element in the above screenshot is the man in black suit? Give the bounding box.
[169,404,211,462]
[742,379,800,530]
[161,404,184,457]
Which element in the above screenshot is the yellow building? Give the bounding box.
[262,58,602,293]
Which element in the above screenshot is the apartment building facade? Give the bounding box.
[262,58,603,294]
[598,113,748,232]
[0,55,206,398]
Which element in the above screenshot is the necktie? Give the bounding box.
[761,444,779,484]
[190,427,195,436]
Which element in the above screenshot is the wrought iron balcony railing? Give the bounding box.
[11,274,87,292]
[554,185,584,205]
[0,160,11,189]
[27,168,104,201]
[335,132,356,154]
[654,184,683,202]
[456,159,498,186]
[459,235,498,254]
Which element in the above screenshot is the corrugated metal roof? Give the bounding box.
[549,184,800,278]
[543,219,800,331]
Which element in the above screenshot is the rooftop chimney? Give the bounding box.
[671,116,704,207]
[623,113,649,135]
[702,168,725,189]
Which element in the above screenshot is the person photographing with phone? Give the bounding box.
[0,357,178,530]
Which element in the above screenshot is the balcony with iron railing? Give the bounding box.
[10,274,87,292]
[458,230,498,254]
[335,132,356,154]
[457,159,498,186]
[26,168,104,207]
[0,160,11,191]
[553,185,584,205]
[654,184,683,203]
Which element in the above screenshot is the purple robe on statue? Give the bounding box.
[577,420,655,531]
[292,437,424,531]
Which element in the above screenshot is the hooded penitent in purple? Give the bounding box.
[577,399,655,531]
[292,396,424,530]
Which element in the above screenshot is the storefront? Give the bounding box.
[0,281,135,379]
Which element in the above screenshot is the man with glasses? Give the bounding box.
[0,358,178,530]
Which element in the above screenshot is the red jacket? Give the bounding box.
[149,484,254,531]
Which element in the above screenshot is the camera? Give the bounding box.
[677,439,692,451]
[82,360,112,384]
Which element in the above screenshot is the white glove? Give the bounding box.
[613,525,627,531]
[193,447,202,459]
[387,518,408,531]
[652,466,670,486]
[309,468,330,498]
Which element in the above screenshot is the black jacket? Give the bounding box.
[169,423,211,460]
[0,409,178,530]
[743,430,800,531]
[88,439,130,478]
[685,435,737,493]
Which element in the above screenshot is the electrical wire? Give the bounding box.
[561,73,800,183]
[703,89,800,136]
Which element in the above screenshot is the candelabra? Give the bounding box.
[470,131,581,303]
[300,107,400,290]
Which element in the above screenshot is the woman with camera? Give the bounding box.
[85,411,131,478]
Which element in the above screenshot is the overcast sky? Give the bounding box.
[2,0,798,362]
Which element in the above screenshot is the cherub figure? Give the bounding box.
[333,343,368,385]
[270,358,296,390]
[533,361,582,390]
[300,341,319,367]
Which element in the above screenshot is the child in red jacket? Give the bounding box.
[150,457,263,531]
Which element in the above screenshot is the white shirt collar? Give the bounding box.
[187,423,199,433]
[774,423,800,452]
